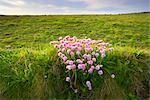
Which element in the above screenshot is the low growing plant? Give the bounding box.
[50,36,115,96]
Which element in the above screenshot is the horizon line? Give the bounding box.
[0,11,149,16]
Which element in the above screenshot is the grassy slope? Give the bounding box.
[0,13,150,99]
[0,13,149,49]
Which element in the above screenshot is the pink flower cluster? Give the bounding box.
[50,36,114,91]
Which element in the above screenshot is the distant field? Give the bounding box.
[0,13,149,50]
[0,13,149,99]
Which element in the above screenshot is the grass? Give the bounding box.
[0,13,150,99]
[0,13,149,49]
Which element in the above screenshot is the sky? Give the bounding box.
[0,0,149,15]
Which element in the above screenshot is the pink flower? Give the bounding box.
[111,74,115,78]
[54,44,59,48]
[77,64,86,70]
[62,56,67,61]
[85,48,90,52]
[58,52,62,57]
[60,54,65,58]
[61,48,65,52]
[86,81,92,90]
[97,40,103,43]
[85,63,87,66]
[87,60,93,65]
[76,51,81,55]
[95,64,103,70]
[72,64,76,69]
[66,77,70,82]
[86,81,91,86]
[66,64,76,70]
[82,59,85,61]
[82,64,87,69]
[65,60,69,64]
[88,68,94,73]
[76,59,83,64]
[92,58,96,62]
[60,40,64,43]
[50,42,53,45]
[58,49,61,52]
[73,36,77,39]
[92,52,95,55]
[70,46,76,50]
[98,70,103,75]
[67,49,71,54]
[77,64,82,69]
[65,36,70,39]
[86,54,91,60]
[85,47,93,52]
[90,47,93,51]
[69,37,74,41]
[77,47,82,51]
[59,37,63,40]
[51,36,114,88]
[95,53,99,57]
[50,41,58,45]
[70,52,74,56]
[101,53,105,58]
[83,54,87,59]
[68,60,74,65]
[100,49,106,57]
[59,44,63,48]
[66,65,72,70]
[95,65,100,70]
[91,66,94,69]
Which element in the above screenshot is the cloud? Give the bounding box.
[68,0,149,10]
[0,0,149,15]
[0,0,72,15]
[1,0,25,6]
[68,0,125,9]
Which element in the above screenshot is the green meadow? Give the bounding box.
[0,13,149,99]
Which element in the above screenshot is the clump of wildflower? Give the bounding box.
[50,36,114,92]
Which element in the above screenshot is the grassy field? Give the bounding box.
[0,13,150,99]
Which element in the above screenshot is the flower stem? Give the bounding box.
[74,69,77,88]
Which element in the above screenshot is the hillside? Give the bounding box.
[0,13,149,99]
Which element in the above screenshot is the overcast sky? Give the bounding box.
[0,0,149,15]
